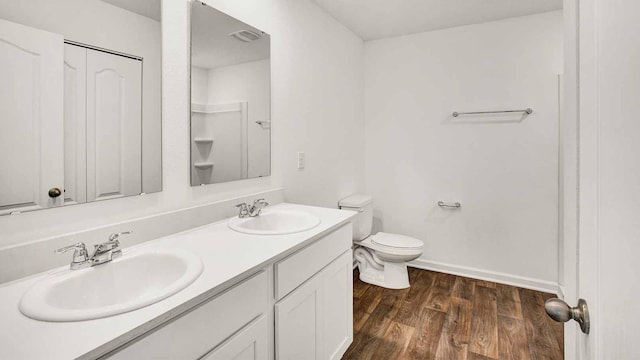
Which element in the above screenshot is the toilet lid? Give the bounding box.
[371,232,423,250]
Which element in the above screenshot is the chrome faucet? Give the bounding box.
[235,199,269,218]
[54,243,90,270]
[55,231,132,270]
[92,231,131,264]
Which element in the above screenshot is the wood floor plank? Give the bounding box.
[344,269,563,360]
[452,276,475,301]
[379,286,411,319]
[424,273,455,312]
[519,288,563,360]
[496,283,524,320]
[395,270,436,326]
[540,292,556,302]
[469,286,499,359]
[468,353,494,360]
[540,292,565,353]
[405,269,434,303]
[353,282,383,332]
[353,299,373,333]
[498,315,531,360]
[435,297,472,360]
[376,321,415,359]
[353,271,369,298]
[405,307,446,360]
[343,303,394,359]
[473,279,497,290]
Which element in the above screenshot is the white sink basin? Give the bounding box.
[228,208,321,235]
[19,248,203,322]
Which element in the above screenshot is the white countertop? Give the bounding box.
[0,203,356,360]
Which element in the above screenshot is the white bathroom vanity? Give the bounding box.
[0,204,356,360]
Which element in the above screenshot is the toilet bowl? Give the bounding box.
[339,195,424,289]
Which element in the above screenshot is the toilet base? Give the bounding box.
[356,259,410,289]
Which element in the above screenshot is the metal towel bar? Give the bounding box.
[452,108,533,117]
[438,201,461,209]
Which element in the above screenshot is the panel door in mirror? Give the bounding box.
[0,0,162,215]
[0,19,64,215]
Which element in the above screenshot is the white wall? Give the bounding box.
[0,0,163,193]
[0,0,364,277]
[364,11,563,288]
[191,66,210,105]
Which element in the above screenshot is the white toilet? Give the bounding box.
[339,194,424,289]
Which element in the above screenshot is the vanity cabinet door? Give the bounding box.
[275,250,353,360]
[202,316,269,360]
[322,250,353,360]
[275,273,324,360]
[0,19,64,214]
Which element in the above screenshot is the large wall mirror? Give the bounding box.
[0,0,162,215]
[190,2,271,186]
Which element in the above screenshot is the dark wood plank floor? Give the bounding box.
[343,268,563,360]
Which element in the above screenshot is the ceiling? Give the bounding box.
[100,0,161,21]
[312,0,563,41]
[191,3,270,69]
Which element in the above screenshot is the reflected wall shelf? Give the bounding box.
[194,138,214,144]
[194,162,214,169]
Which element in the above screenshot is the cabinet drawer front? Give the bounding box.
[108,271,268,360]
[275,223,352,300]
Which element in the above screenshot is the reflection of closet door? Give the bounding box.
[63,44,87,205]
[86,49,142,202]
[0,19,64,215]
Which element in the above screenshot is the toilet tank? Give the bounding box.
[339,194,373,241]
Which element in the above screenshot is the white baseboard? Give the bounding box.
[410,258,560,295]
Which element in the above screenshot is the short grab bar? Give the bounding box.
[438,201,461,209]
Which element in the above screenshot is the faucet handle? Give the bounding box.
[55,242,89,264]
[236,203,250,218]
[108,231,133,243]
[55,242,87,254]
[253,198,268,205]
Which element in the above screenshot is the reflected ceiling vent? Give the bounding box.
[228,29,262,42]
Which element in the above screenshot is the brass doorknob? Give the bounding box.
[48,187,62,198]
[544,298,590,334]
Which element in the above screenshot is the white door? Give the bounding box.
[562,0,640,358]
[0,19,64,214]
[275,273,324,360]
[86,49,142,201]
[63,44,87,205]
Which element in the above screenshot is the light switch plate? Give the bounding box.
[297,152,305,169]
